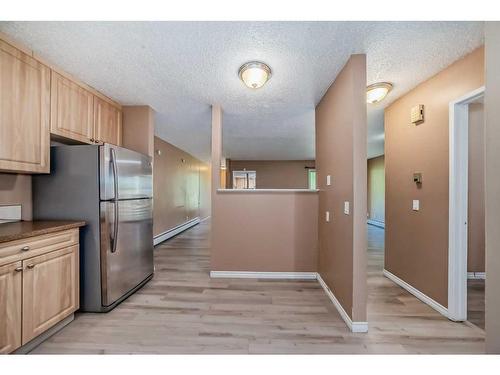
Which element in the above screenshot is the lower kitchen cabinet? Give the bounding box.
[22,245,79,344]
[0,228,81,353]
[0,261,22,354]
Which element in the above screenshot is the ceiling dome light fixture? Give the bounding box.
[366,82,393,104]
[238,61,272,89]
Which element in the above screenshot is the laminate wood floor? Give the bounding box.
[30,221,485,354]
[467,279,485,330]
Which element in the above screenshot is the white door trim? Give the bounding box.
[448,86,485,321]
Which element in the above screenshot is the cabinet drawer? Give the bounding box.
[0,229,78,267]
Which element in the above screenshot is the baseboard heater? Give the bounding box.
[153,217,201,246]
[367,219,385,228]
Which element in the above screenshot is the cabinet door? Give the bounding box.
[50,72,94,144]
[94,96,122,146]
[0,261,22,354]
[0,39,50,173]
[22,246,79,344]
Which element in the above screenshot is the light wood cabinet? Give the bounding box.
[50,72,94,144]
[22,245,79,344]
[0,34,123,174]
[0,228,80,353]
[0,261,22,354]
[94,96,122,146]
[0,39,50,173]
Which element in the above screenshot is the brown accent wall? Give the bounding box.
[227,160,315,189]
[485,22,500,354]
[468,103,485,273]
[0,173,32,220]
[315,54,367,322]
[367,156,385,224]
[122,106,155,158]
[211,106,318,272]
[153,136,210,237]
[385,47,484,307]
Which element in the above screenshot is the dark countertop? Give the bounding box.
[0,221,86,244]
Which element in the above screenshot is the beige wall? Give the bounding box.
[153,136,210,237]
[468,103,485,273]
[211,191,318,272]
[227,160,315,189]
[315,54,367,322]
[211,106,318,272]
[385,47,484,307]
[199,163,211,220]
[485,22,500,354]
[0,173,32,220]
[367,156,385,223]
[122,106,155,158]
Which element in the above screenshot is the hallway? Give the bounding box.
[30,222,484,354]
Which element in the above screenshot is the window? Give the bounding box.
[308,169,317,190]
[232,171,256,189]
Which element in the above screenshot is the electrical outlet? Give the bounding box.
[325,211,330,222]
[326,175,331,186]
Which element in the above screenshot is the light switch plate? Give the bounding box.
[326,175,331,186]
[325,211,330,222]
[412,200,420,211]
[344,201,350,215]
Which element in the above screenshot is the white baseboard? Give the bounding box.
[316,273,368,333]
[467,272,486,280]
[209,270,369,333]
[153,217,200,246]
[209,271,317,280]
[383,269,449,318]
[367,219,385,228]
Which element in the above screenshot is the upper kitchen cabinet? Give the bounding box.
[0,39,50,173]
[50,72,94,144]
[94,96,122,146]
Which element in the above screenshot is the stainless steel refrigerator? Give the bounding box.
[33,143,154,312]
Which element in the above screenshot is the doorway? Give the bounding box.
[448,86,485,327]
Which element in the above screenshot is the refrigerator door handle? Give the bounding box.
[110,147,119,253]
[110,201,119,253]
[110,147,119,200]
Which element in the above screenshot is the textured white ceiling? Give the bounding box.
[0,21,484,160]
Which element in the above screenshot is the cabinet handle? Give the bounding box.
[26,264,35,269]
[90,138,95,142]
[15,267,23,272]
[95,139,99,143]
[21,246,30,251]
